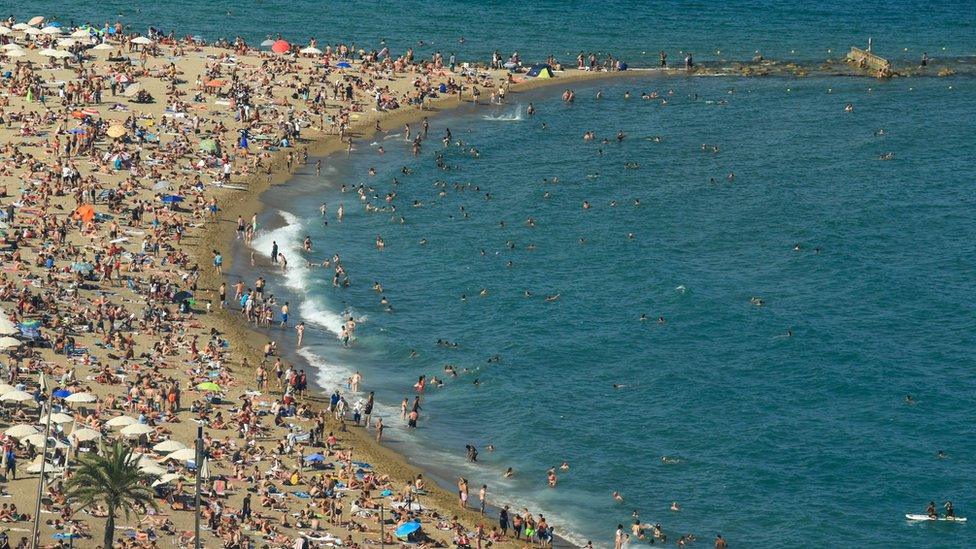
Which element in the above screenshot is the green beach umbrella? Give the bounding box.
[199,138,218,153]
[197,382,222,392]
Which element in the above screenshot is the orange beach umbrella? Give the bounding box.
[271,40,290,54]
[73,204,95,223]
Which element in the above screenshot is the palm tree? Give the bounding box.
[65,440,158,548]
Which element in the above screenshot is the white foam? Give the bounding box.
[482,105,524,121]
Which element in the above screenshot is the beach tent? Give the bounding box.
[526,64,554,78]
[73,204,95,222]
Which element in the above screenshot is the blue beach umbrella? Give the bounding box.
[395,521,421,538]
[52,389,72,399]
[304,453,325,462]
[161,195,184,204]
[68,128,86,135]
[336,61,351,68]
[71,262,94,274]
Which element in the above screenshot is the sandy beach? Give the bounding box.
[0,17,631,549]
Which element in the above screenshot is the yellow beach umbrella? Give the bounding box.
[106,125,126,138]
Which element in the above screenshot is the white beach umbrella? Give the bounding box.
[64,392,97,403]
[58,38,76,47]
[0,27,11,36]
[152,439,187,453]
[0,44,23,51]
[69,427,101,442]
[3,50,27,58]
[105,415,138,428]
[151,472,182,487]
[92,43,113,51]
[0,315,17,335]
[50,50,73,59]
[300,46,322,55]
[41,26,62,35]
[38,48,60,57]
[27,16,45,26]
[123,83,141,97]
[21,433,67,449]
[131,36,153,45]
[121,423,154,436]
[23,27,43,36]
[164,448,196,462]
[0,390,33,402]
[260,39,275,47]
[0,384,16,394]
[0,337,22,350]
[11,23,30,31]
[49,412,74,424]
[140,463,168,476]
[26,461,61,474]
[4,424,39,438]
[70,29,90,38]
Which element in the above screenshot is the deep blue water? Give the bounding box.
[16,0,976,66]
[253,72,976,547]
[15,2,976,546]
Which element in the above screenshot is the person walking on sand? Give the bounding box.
[458,477,469,509]
[280,302,289,328]
[213,250,223,275]
[375,417,384,442]
[479,484,487,514]
[296,322,305,347]
[363,391,374,427]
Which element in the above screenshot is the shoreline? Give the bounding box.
[189,68,636,548]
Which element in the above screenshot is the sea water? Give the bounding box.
[18,2,976,546]
[253,73,976,547]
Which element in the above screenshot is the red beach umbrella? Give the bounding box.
[271,40,290,54]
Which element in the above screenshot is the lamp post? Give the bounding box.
[29,376,52,549]
[193,425,203,549]
[379,502,384,548]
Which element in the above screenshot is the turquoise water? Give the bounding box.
[18,2,976,546]
[254,73,976,547]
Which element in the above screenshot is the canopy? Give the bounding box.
[526,64,555,78]
[4,424,39,438]
[121,423,154,436]
[73,204,95,222]
[69,427,101,442]
[64,392,97,403]
[271,40,290,53]
[153,439,187,453]
[105,415,138,427]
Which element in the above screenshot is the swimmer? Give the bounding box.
[793,243,801,251]
[640,314,647,321]
[409,350,419,358]
[559,462,570,471]
[479,288,488,297]
[905,394,916,405]
[661,456,681,464]
[844,103,854,113]
[937,450,947,459]
[504,467,514,478]
[487,444,495,452]
[658,316,666,324]
[613,491,624,502]
[523,290,533,298]
[544,294,560,302]
[582,201,591,209]
[670,502,681,512]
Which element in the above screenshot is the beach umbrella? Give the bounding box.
[198,138,217,153]
[161,195,185,204]
[64,392,96,403]
[70,262,94,274]
[49,49,72,59]
[271,39,290,53]
[3,49,26,58]
[140,463,167,476]
[4,424,39,438]
[23,434,67,449]
[0,384,15,394]
[0,27,12,36]
[92,43,113,51]
[336,61,352,68]
[0,390,32,402]
[300,46,322,55]
[121,423,154,436]
[69,427,101,442]
[12,23,30,31]
[131,36,153,45]
[260,39,275,47]
[152,440,187,453]
[1,44,24,51]
[105,415,138,428]
[0,315,18,336]
[123,83,141,97]
[27,16,45,26]
[68,128,86,135]
[49,412,74,424]
[52,389,72,399]
[106,125,126,138]
[304,453,325,462]
[0,337,22,350]
[205,79,226,87]
[23,27,43,36]
[70,29,89,38]
[152,472,182,487]
[57,38,75,47]
[173,290,193,303]
[395,521,422,538]
[41,26,62,35]
[164,448,196,462]
[73,204,95,222]
[196,381,221,392]
[26,461,61,474]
